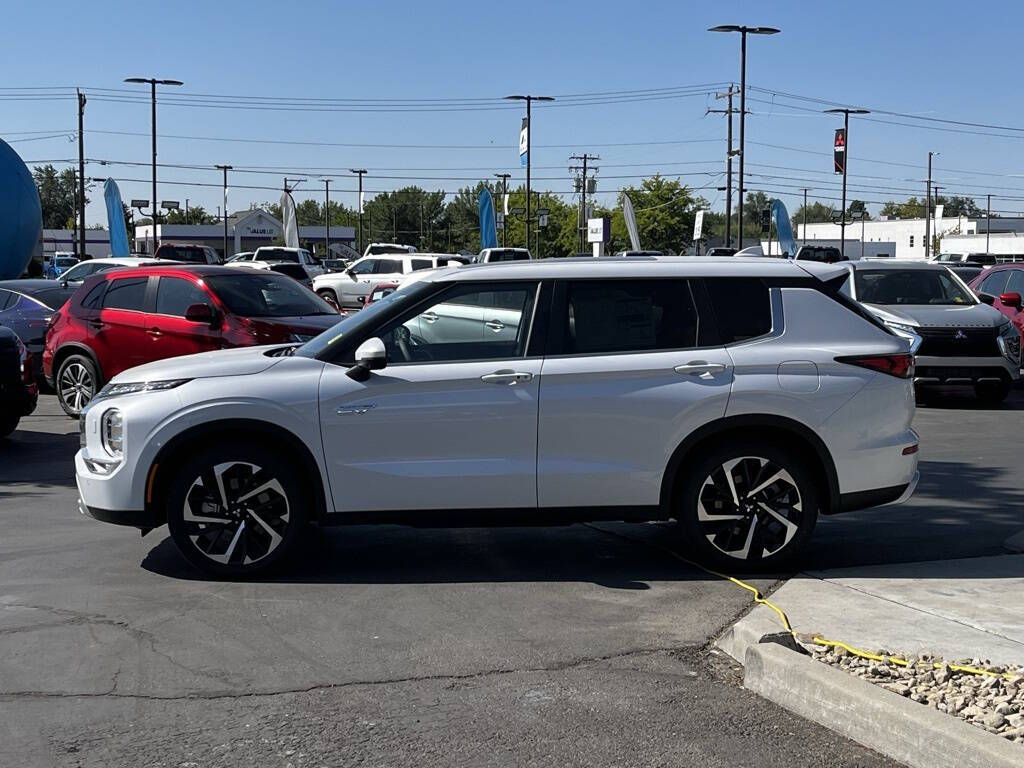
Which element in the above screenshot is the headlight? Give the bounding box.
[997,322,1021,361]
[102,409,123,457]
[883,321,922,356]
[97,378,191,399]
[884,320,917,336]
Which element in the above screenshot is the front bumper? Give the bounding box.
[913,355,1020,385]
[77,496,159,529]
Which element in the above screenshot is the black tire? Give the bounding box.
[56,353,100,418]
[166,442,308,577]
[316,288,339,308]
[0,412,19,438]
[974,380,1010,405]
[676,441,818,571]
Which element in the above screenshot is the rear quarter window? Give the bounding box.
[703,278,773,342]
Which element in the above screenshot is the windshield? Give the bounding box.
[159,247,207,263]
[854,269,975,305]
[367,245,410,256]
[205,274,337,317]
[296,281,436,359]
[256,249,300,263]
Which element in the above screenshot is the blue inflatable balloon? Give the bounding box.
[0,138,43,279]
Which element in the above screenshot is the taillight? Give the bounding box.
[836,353,915,379]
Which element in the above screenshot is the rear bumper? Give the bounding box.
[837,471,918,513]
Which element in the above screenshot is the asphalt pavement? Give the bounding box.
[4,387,1019,767]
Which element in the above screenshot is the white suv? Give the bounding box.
[76,258,919,576]
[313,253,461,309]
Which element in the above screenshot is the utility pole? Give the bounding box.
[350,169,366,255]
[77,89,87,257]
[215,165,232,259]
[931,185,944,256]
[570,153,599,253]
[504,94,555,253]
[987,193,992,254]
[184,199,189,224]
[801,188,810,245]
[322,178,331,258]
[494,173,511,247]
[925,151,939,260]
[824,107,870,259]
[707,85,739,248]
[419,203,424,250]
[393,207,397,241]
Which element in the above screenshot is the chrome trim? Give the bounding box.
[336,404,377,415]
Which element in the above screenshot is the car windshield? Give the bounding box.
[486,250,529,261]
[296,281,436,359]
[256,249,300,263]
[854,269,975,305]
[160,247,207,263]
[205,274,336,317]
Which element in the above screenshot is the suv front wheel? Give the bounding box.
[166,443,308,576]
[677,441,818,570]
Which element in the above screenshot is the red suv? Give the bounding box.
[968,264,1024,337]
[44,265,342,416]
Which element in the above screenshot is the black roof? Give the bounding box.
[0,280,71,308]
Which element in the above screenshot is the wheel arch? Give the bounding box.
[659,414,840,516]
[53,343,104,384]
[144,418,329,526]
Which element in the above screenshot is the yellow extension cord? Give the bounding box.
[584,524,1019,681]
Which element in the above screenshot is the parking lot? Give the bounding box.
[1,389,1020,767]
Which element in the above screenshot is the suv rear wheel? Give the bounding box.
[56,354,99,418]
[316,288,339,308]
[676,441,818,570]
[166,442,308,576]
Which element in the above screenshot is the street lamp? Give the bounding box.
[215,164,232,259]
[504,94,555,253]
[708,25,780,249]
[124,76,183,252]
[925,151,940,259]
[824,107,870,258]
[350,169,367,255]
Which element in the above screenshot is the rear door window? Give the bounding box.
[411,259,433,271]
[155,277,210,317]
[375,259,404,274]
[102,277,149,311]
[980,270,1010,296]
[552,279,705,355]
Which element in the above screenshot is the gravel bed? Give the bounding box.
[803,644,1024,744]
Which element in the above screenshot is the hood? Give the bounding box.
[109,344,283,385]
[241,314,342,344]
[863,302,1008,329]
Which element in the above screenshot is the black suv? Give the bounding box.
[794,245,846,264]
[0,327,38,437]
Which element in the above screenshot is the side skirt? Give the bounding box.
[319,505,667,528]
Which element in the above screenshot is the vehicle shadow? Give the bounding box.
[0,429,79,489]
[140,520,793,586]
[915,384,1024,410]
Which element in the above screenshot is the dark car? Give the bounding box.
[153,243,223,264]
[44,265,342,417]
[0,327,38,437]
[794,245,846,263]
[947,263,985,285]
[704,247,737,257]
[0,281,70,380]
[968,263,1024,340]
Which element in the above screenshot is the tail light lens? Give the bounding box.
[836,353,915,379]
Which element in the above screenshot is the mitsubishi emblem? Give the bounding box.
[953,329,968,340]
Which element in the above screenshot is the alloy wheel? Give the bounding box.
[696,456,803,562]
[182,462,291,566]
[59,362,94,414]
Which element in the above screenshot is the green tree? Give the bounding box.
[33,165,84,229]
[164,205,218,225]
[610,175,704,254]
[790,201,835,232]
[363,186,447,250]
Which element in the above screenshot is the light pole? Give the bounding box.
[124,77,183,250]
[350,169,366,255]
[708,25,780,249]
[321,177,331,258]
[215,164,232,259]
[504,94,554,253]
[801,187,810,244]
[824,107,870,259]
[925,151,939,259]
[495,173,511,247]
[987,193,992,254]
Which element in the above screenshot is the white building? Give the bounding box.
[798,215,1024,260]
[42,229,111,259]
[134,208,355,258]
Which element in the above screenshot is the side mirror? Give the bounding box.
[999,291,1023,311]
[346,337,386,381]
[345,268,357,279]
[977,292,995,306]
[185,302,220,328]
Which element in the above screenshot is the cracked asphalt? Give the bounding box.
[3,390,1021,766]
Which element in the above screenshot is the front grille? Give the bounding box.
[915,366,1008,383]
[916,327,1000,357]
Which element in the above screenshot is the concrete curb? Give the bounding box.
[1004,529,1024,554]
[743,641,1023,768]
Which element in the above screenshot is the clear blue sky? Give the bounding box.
[2,0,1022,226]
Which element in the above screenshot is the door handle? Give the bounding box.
[481,370,533,385]
[421,311,439,324]
[87,319,104,330]
[485,320,505,332]
[147,328,163,337]
[674,361,727,377]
